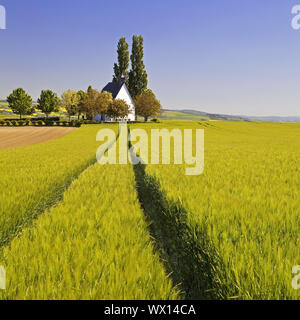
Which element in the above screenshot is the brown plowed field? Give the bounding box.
[0,127,77,150]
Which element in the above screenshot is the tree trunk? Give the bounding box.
[19,114,22,120]
[144,116,148,122]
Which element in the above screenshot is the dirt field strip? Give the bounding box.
[0,127,77,150]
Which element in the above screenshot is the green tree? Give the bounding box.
[81,88,99,120]
[7,88,34,119]
[81,89,113,120]
[107,99,129,120]
[61,90,80,120]
[113,37,130,83]
[98,91,113,115]
[134,89,161,122]
[37,90,60,118]
[128,35,148,98]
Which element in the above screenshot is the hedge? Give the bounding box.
[3,117,60,122]
[0,120,81,127]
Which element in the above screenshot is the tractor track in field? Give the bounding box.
[0,133,119,251]
[0,157,98,250]
[128,129,228,300]
[132,163,226,299]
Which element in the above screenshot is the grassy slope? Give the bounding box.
[157,110,248,121]
[158,110,210,121]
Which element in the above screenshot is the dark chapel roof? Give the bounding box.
[102,78,126,98]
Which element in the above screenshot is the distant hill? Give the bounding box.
[158,110,210,121]
[245,116,300,122]
[159,109,249,121]
[159,109,300,122]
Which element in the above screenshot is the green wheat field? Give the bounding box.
[0,121,300,300]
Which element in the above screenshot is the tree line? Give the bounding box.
[6,35,161,121]
[6,87,133,120]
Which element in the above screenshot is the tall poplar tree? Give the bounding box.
[128,35,148,98]
[113,37,130,83]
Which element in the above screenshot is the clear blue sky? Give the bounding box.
[0,0,299,116]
